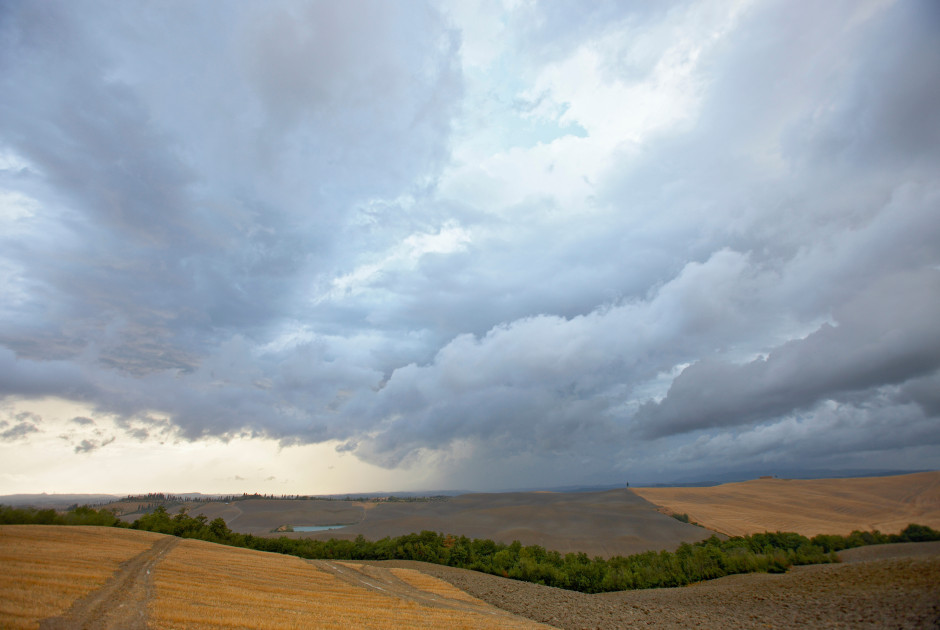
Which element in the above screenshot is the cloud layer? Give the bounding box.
[1,0,938,489]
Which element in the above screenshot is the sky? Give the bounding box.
[1,0,938,495]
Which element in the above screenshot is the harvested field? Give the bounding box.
[0,525,165,629]
[631,471,940,536]
[186,489,717,558]
[153,539,547,629]
[0,525,548,630]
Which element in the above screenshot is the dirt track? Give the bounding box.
[39,537,178,630]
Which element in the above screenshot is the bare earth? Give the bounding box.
[632,471,940,536]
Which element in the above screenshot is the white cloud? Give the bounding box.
[319,222,472,303]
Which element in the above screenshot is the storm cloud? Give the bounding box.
[637,271,940,438]
[1,0,938,489]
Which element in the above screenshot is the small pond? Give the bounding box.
[292,525,348,532]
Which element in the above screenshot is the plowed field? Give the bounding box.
[183,489,716,558]
[387,542,940,629]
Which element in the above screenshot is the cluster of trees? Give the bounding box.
[3,503,937,594]
[808,524,940,552]
[117,492,190,503]
[0,505,123,527]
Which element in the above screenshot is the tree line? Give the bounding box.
[2,503,937,594]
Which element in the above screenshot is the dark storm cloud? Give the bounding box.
[786,0,940,169]
[0,0,461,370]
[335,0,940,479]
[1,0,939,487]
[661,393,940,481]
[636,271,940,437]
[0,348,93,398]
[896,372,940,418]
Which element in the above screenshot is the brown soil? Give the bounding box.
[631,471,940,536]
[39,536,179,630]
[376,541,940,629]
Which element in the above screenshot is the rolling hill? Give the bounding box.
[632,471,940,536]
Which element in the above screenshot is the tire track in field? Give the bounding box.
[40,536,179,630]
[309,559,519,620]
[312,560,465,610]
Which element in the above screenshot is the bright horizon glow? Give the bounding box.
[0,397,430,496]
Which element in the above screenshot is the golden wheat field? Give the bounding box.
[0,525,165,629]
[152,538,546,629]
[0,525,549,630]
[632,471,940,537]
